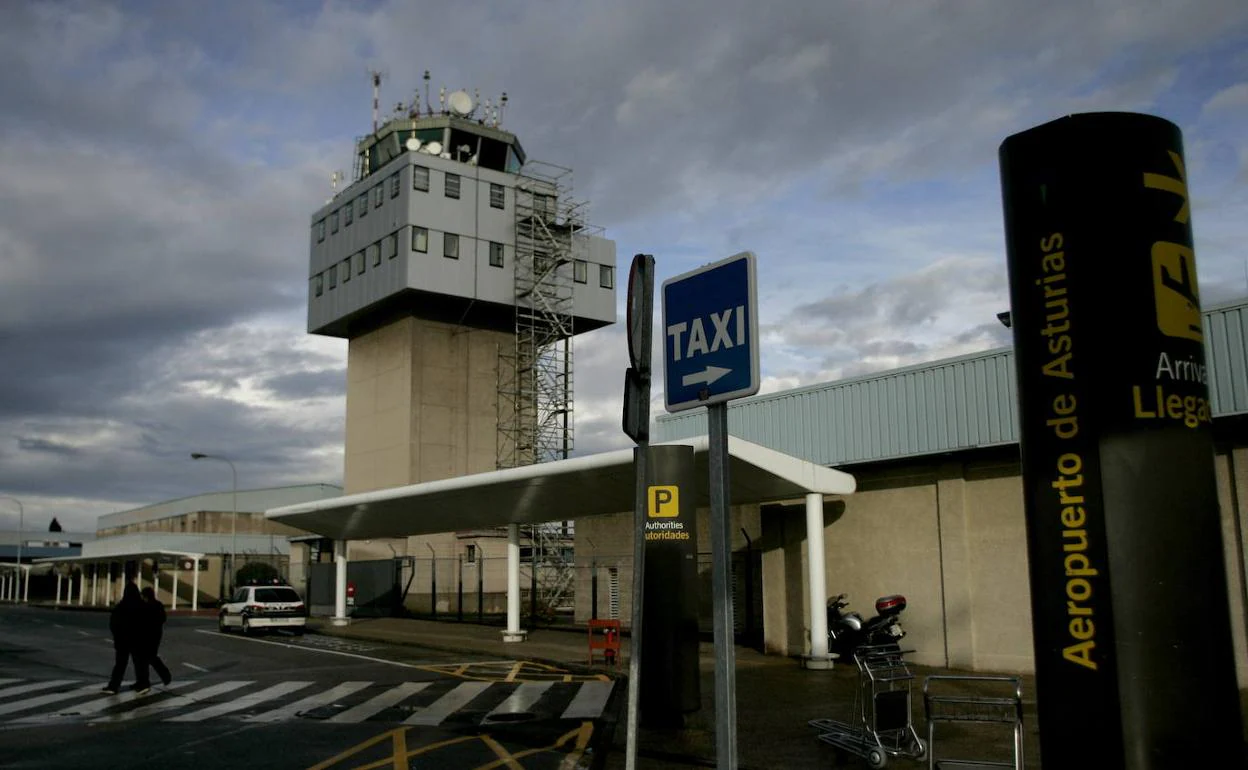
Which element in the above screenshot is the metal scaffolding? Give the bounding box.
[497,161,587,470]
[498,161,598,618]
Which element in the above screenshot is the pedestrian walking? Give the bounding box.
[103,581,151,695]
[140,585,172,686]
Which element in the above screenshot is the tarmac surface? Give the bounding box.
[310,616,1043,769]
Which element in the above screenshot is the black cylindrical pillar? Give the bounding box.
[640,444,701,727]
[1000,112,1241,768]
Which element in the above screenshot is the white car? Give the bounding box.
[218,584,307,635]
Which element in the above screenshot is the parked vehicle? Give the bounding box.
[826,593,907,659]
[218,583,307,635]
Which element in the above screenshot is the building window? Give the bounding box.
[344,203,353,226]
[574,259,587,284]
[366,244,379,266]
[445,173,460,199]
[444,232,459,259]
[328,267,336,289]
[385,233,398,260]
[314,274,323,297]
[355,251,365,275]
[315,220,325,243]
[412,226,428,253]
[465,544,477,564]
[489,183,504,209]
[389,172,401,198]
[372,184,383,208]
[600,264,614,289]
[330,211,339,234]
[489,242,504,268]
[341,259,351,283]
[357,194,367,218]
[413,165,429,192]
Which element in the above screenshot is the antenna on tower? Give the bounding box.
[423,70,432,116]
[439,85,447,114]
[411,89,421,117]
[369,70,385,132]
[484,97,493,127]
[499,91,508,128]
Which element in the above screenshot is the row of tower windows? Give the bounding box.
[311,227,615,296]
[314,168,507,242]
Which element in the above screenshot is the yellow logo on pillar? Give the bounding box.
[1152,242,1202,342]
[648,485,679,518]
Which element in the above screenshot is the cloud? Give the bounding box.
[1,0,1247,535]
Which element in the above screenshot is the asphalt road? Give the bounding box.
[0,605,621,769]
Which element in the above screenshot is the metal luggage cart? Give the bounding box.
[922,675,1024,770]
[809,644,927,768]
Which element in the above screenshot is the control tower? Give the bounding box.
[307,75,616,566]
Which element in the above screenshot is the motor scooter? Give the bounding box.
[826,593,908,659]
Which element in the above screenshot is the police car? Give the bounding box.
[218,581,308,635]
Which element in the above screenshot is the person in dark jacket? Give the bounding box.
[139,586,172,686]
[104,581,151,695]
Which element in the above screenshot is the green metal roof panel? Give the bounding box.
[654,297,1248,466]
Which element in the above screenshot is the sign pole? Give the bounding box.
[707,402,737,769]
[622,254,655,770]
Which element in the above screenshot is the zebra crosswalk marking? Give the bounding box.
[0,678,617,727]
[11,682,196,724]
[486,681,554,721]
[90,681,254,724]
[404,681,491,726]
[167,681,314,723]
[246,681,372,724]
[0,680,78,700]
[0,684,103,717]
[560,681,615,720]
[327,681,429,723]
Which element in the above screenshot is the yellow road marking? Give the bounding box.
[476,734,526,769]
[305,726,405,770]
[505,661,524,683]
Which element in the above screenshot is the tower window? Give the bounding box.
[341,259,351,283]
[357,194,367,218]
[344,203,353,226]
[574,259,587,284]
[489,183,504,209]
[354,251,365,275]
[412,227,428,253]
[384,233,398,260]
[372,184,383,208]
[465,544,477,564]
[314,274,323,297]
[330,211,339,234]
[489,242,504,268]
[599,265,614,289]
[328,268,336,289]
[389,172,401,199]
[368,244,379,266]
[413,165,429,192]
[445,173,460,199]
[315,220,325,243]
[444,233,459,259]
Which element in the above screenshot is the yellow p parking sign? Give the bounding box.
[648,485,679,518]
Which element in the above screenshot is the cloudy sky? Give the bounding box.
[2,1,1247,533]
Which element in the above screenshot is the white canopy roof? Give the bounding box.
[266,435,855,540]
[33,548,206,564]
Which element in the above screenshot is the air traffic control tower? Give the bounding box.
[306,76,616,562]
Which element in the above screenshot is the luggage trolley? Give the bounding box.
[809,644,927,768]
[922,675,1024,770]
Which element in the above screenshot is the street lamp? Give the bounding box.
[0,496,23,602]
[191,453,237,592]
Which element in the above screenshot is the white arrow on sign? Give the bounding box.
[682,365,732,387]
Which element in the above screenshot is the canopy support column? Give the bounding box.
[803,492,834,669]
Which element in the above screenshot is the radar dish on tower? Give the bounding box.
[405,137,421,152]
[448,90,475,116]
[424,140,443,156]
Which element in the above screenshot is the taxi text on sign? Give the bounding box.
[661,252,760,412]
